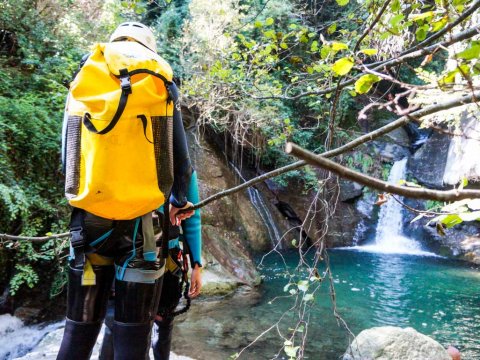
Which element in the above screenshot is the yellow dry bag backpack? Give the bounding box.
[64,41,174,220]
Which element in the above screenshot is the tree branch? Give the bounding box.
[285,142,480,201]
[400,0,480,56]
[353,0,392,53]
[187,89,480,211]
[253,24,480,101]
[0,232,70,242]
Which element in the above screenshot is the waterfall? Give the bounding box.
[360,158,435,256]
[229,163,282,248]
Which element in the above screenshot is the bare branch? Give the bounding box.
[0,232,70,242]
[353,0,393,53]
[285,142,480,201]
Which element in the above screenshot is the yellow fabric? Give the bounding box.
[87,253,114,266]
[66,41,173,220]
[81,258,96,286]
[166,254,180,274]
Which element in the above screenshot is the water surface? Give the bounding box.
[172,250,480,359]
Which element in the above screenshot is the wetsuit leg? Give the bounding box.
[151,268,182,360]
[57,263,114,360]
[113,278,163,360]
[152,318,174,360]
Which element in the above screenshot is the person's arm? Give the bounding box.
[181,171,202,297]
[167,82,194,224]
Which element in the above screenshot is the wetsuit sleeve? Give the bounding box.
[182,171,202,266]
[168,82,193,208]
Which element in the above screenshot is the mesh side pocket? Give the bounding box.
[65,115,82,199]
[152,116,174,196]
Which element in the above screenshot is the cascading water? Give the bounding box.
[360,158,435,256]
[229,163,282,248]
[0,314,62,359]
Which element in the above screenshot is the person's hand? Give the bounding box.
[169,201,194,226]
[188,264,202,298]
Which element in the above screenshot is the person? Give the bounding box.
[57,22,195,360]
[99,169,202,360]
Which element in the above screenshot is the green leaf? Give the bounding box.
[332,57,354,76]
[336,0,349,6]
[280,42,288,49]
[263,30,276,39]
[389,14,404,27]
[432,17,448,32]
[409,11,434,22]
[297,280,309,292]
[354,74,380,94]
[254,20,263,28]
[289,24,297,30]
[327,23,337,35]
[416,25,429,41]
[304,293,314,301]
[265,17,274,26]
[391,0,400,12]
[311,41,319,52]
[359,48,378,56]
[456,41,480,60]
[440,214,463,228]
[285,345,299,358]
[331,42,348,51]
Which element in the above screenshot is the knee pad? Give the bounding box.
[67,264,114,322]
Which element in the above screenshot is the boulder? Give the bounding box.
[343,326,450,360]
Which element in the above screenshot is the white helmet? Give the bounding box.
[109,22,157,53]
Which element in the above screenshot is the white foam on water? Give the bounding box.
[0,314,61,360]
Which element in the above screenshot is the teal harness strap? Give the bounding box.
[116,217,140,281]
[141,213,156,261]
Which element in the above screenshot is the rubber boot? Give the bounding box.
[113,321,153,360]
[57,319,102,360]
[151,318,174,360]
[99,299,115,360]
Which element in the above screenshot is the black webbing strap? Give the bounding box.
[69,208,86,269]
[162,200,170,259]
[136,115,153,144]
[82,68,132,135]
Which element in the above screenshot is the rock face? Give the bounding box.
[408,131,451,189]
[343,326,451,360]
[187,130,267,286]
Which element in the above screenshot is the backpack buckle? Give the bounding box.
[120,75,132,94]
[70,227,85,248]
[119,69,132,95]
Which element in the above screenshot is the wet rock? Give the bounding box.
[408,131,451,189]
[343,326,450,360]
[13,307,41,324]
[187,130,268,286]
[339,180,364,202]
[370,140,410,162]
[15,323,195,360]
